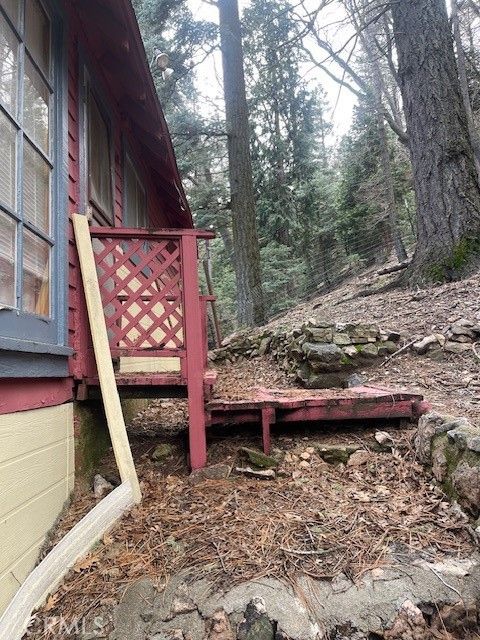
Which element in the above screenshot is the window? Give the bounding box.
[124,153,148,228]
[86,87,113,222]
[0,0,54,318]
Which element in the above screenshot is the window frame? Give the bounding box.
[123,144,149,229]
[0,0,69,354]
[80,64,115,226]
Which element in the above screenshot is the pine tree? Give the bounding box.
[391,0,480,281]
[218,0,265,326]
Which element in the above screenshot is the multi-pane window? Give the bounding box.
[124,153,148,228]
[87,88,113,222]
[0,0,54,317]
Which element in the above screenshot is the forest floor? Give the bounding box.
[25,267,480,639]
[27,426,479,639]
[209,266,480,418]
[133,265,480,435]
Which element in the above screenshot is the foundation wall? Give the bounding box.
[0,403,74,613]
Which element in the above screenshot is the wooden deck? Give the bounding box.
[78,226,215,469]
[80,228,431,469]
[206,385,431,455]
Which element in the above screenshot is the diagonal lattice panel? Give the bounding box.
[93,236,184,352]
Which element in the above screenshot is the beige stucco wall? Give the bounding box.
[0,403,74,614]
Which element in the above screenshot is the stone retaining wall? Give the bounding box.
[212,322,401,389]
[416,412,480,520]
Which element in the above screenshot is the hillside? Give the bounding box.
[213,267,480,423]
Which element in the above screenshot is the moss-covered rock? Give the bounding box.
[152,443,174,461]
[241,447,278,469]
[316,444,360,465]
[359,343,378,358]
[377,341,398,356]
[453,463,480,516]
[418,412,480,515]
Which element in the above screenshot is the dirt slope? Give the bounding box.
[214,269,480,423]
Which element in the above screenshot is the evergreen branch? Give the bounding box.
[172,128,228,139]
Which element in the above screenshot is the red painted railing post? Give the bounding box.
[181,235,208,469]
[200,297,208,366]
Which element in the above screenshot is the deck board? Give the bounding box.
[206,385,431,443]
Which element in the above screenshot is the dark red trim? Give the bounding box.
[89,227,215,239]
[0,379,74,415]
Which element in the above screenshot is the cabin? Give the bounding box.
[0,0,214,612]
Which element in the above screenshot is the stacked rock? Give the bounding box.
[212,321,401,389]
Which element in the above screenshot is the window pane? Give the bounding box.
[2,0,20,26]
[88,93,112,219]
[23,228,49,316]
[0,12,18,114]
[137,181,147,227]
[125,155,147,227]
[25,0,50,76]
[23,140,50,233]
[0,110,16,208]
[124,157,137,226]
[24,56,49,153]
[0,210,16,307]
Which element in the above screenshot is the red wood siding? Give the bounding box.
[64,2,175,380]
[2,0,192,416]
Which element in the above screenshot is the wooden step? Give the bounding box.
[78,370,218,400]
[206,385,431,455]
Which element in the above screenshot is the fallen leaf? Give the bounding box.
[73,555,98,573]
[44,593,59,611]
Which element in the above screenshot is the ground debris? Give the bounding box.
[211,272,480,423]
[234,466,276,479]
[27,428,476,639]
[93,474,114,499]
[24,272,480,639]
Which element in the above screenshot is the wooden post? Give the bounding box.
[203,240,222,348]
[73,214,141,502]
[182,235,208,469]
[261,407,274,455]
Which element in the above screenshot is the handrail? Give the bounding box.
[90,226,215,240]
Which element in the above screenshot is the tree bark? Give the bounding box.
[451,0,480,179]
[376,108,408,262]
[391,0,480,281]
[203,166,235,265]
[359,19,408,263]
[218,0,265,326]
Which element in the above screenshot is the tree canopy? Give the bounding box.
[134,0,480,332]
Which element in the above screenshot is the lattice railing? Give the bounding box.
[89,228,214,366]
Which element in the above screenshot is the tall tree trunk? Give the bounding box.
[218,0,265,326]
[203,166,235,264]
[391,0,480,282]
[360,24,408,263]
[451,0,480,179]
[375,103,408,262]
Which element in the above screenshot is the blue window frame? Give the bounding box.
[0,0,68,358]
[79,64,115,227]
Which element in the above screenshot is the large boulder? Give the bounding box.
[416,412,480,516]
[453,463,480,516]
[302,343,343,371]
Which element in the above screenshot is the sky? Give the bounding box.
[186,0,357,143]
